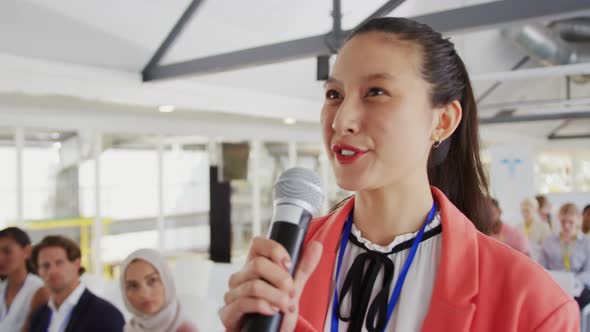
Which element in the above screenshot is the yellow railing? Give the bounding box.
[22,218,113,276]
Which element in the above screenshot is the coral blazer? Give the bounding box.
[296,187,579,331]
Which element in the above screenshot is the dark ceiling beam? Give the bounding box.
[548,133,590,140]
[143,0,590,81]
[143,0,407,81]
[480,111,590,124]
[142,0,205,82]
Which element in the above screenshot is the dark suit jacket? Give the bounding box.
[28,288,124,332]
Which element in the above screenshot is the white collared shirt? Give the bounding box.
[324,214,442,332]
[0,274,44,331]
[518,220,552,260]
[48,282,85,332]
[539,232,590,296]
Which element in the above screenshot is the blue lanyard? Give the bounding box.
[331,201,438,332]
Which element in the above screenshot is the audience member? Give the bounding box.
[582,205,590,235]
[536,194,554,230]
[539,203,590,309]
[121,248,198,332]
[0,227,48,332]
[28,235,124,332]
[519,197,552,259]
[488,199,530,256]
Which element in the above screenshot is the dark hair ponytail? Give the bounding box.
[349,17,491,233]
[0,227,36,274]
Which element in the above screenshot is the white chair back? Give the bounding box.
[173,256,213,297]
[102,278,131,320]
[207,263,241,308]
[547,270,576,295]
[179,294,224,332]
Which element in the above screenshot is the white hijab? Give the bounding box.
[120,249,184,332]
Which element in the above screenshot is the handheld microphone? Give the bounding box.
[241,167,323,332]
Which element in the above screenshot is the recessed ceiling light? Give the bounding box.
[284,117,297,125]
[53,142,62,149]
[50,132,60,139]
[159,105,175,113]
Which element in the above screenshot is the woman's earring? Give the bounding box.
[433,139,442,148]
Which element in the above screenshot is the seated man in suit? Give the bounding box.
[28,235,124,332]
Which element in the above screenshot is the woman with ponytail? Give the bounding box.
[220,17,579,331]
[0,227,49,332]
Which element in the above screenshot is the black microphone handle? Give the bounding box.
[241,213,312,332]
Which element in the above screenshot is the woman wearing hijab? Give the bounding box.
[121,249,198,332]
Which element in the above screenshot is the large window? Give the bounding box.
[536,153,574,193]
[163,144,210,216]
[0,128,16,228]
[79,134,211,265]
[575,157,590,192]
[2,127,345,267]
[80,135,210,220]
[85,146,159,220]
[536,152,590,193]
[22,129,79,221]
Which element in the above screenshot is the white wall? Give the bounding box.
[489,143,537,224]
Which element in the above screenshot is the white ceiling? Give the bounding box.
[1,0,491,71]
[0,0,589,144]
[0,0,509,102]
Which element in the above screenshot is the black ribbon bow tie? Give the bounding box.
[336,248,395,332]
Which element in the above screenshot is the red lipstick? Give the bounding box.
[331,143,367,164]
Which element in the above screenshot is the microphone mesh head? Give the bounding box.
[273,167,323,213]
